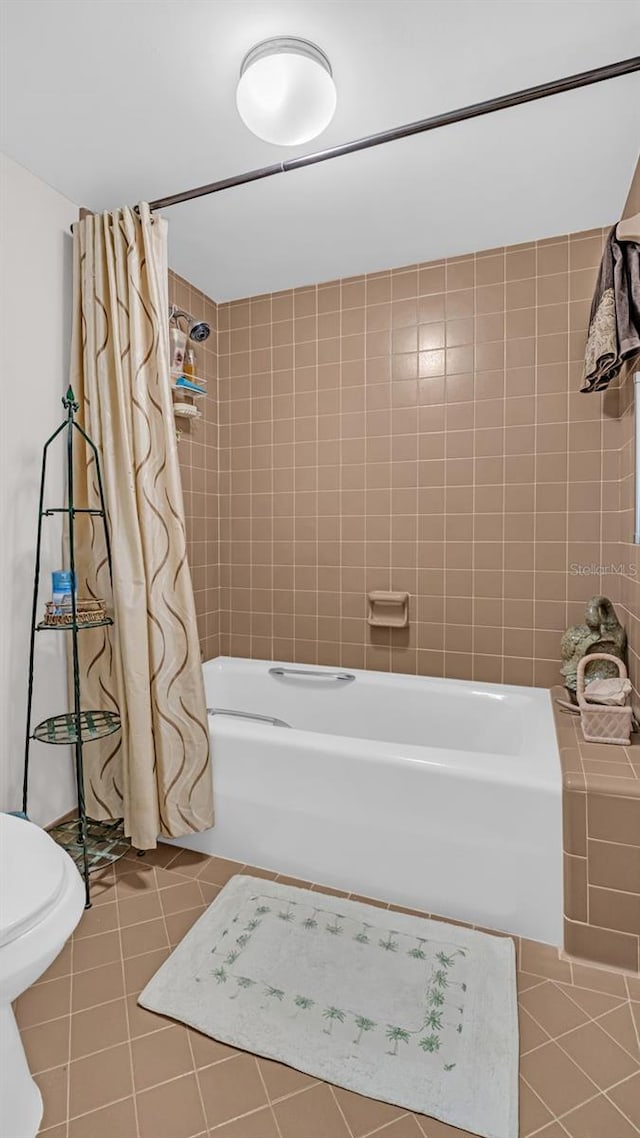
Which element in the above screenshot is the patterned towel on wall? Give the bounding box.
[581,225,640,393]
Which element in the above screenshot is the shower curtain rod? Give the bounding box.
[147,56,640,212]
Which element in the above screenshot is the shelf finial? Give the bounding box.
[63,386,79,415]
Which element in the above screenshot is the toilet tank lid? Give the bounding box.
[0,814,67,946]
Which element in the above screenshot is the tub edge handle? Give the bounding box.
[268,666,355,682]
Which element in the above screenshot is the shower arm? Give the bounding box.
[146,56,640,212]
[169,304,191,330]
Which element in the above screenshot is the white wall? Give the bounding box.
[0,153,79,825]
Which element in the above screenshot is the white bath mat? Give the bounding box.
[139,877,518,1138]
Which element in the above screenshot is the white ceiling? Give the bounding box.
[1,0,639,300]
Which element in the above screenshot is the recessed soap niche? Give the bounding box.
[367,591,410,629]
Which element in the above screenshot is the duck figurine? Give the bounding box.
[560,596,627,697]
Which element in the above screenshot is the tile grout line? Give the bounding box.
[521,966,636,995]
[520,994,638,1066]
[521,999,634,1110]
[517,976,550,995]
[519,1071,563,1131]
[25,1015,174,1079]
[518,1007,554,1056]
[230,1070,321,1109]
[557,984,639,1065]
[155,878,209,1136]
[601,1070,640,1131]
[327,1084,356,1138]
[205,1100,279,1133]
[412,1113,431,1137]
[56,1091,133,1132]
[554,969,631,1003]
[64,921,74,1138]
[579,880,640,900]
[526,1108,572,1138]
[113,863,142,1138]
[253,1059,285,1138]
[539,1079,633,1134]
[359,1110,413,1137]
[625,977,640,1052]
[26,974,162,1029]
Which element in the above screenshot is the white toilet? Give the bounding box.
[0,813,85,1138]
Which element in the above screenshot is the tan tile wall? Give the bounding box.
[216,228,620,684]
[556,157,640,970]
[613,158,640,708]
[172,217,640,965]
[168,271,219,661]
[615,367,639,709]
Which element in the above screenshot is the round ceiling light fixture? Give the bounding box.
[236,37,337,146]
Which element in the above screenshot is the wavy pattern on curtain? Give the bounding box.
[69,203,213,849]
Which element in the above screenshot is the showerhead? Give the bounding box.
[168,305,210,342]
[189,320,210,343]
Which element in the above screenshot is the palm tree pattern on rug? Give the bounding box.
[196,893,471,1070]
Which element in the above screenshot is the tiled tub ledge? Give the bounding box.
[552,686,640,973]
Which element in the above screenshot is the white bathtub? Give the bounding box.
[168,656,563,945]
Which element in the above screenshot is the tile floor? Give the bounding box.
[16,843,640,1138]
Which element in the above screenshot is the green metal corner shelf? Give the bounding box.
[22,387,128,907]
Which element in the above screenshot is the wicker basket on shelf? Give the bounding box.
[42,597,107,628]
[576,653,633,746]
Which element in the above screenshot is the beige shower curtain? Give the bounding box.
[69,203,213,849]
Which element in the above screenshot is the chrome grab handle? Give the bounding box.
[208,707,291,728]
[268,666,355,682]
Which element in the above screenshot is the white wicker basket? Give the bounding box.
[576,653,632,746]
